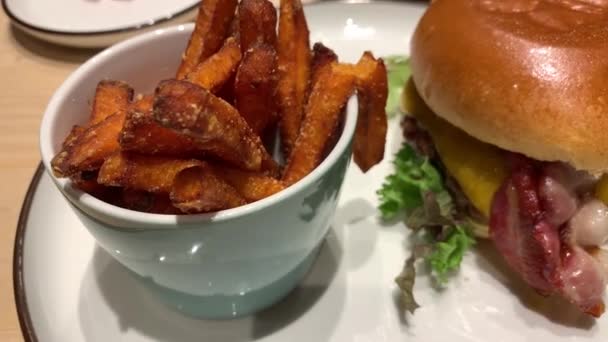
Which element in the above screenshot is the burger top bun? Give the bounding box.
[410,0,608,173]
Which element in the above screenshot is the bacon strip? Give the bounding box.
[490,154,607,317]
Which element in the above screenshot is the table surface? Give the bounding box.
[0,10,104,341]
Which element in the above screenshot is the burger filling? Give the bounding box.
[383,79,608,316]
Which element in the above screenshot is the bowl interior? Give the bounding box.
[43,27,189,158]
[39,24,358,227]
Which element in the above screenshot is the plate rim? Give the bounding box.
[1,0,200,36]
[13,162,43,342]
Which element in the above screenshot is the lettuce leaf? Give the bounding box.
[385,56,411,117]
[395,254,420,313]
[377,145,442,219]
[378,143,475,314]
[428,225,475,283]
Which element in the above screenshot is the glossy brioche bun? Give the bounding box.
[410,0,608,174]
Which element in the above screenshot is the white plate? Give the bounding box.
[13,1,608,341]
[2,0,320,48]
[2,0,199,48]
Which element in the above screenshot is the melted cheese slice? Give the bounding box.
[401,79,608,222]
[401,80,507,218]
[595,175,608,204]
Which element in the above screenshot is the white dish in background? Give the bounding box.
[2,0,199,48]
[13,1,608,341]
[2,0,320,48]
[4,0,200,33]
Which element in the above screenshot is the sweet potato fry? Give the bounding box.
[61,125,85,150]
[352,52,388,172]
[277,0,311,157]
[310,43,338,87]
[171,166,246,213]
[216,73,237,104]
[234,42,279,135]
[238,0,277,52]
[210,163,285,202]
[186,37,242,93]
[153,79,274,172]
[98,152,202,194]
[282,62,356,185]
[176,0,238,79]
[119,190,182,214]
[129,94,154,113]
[70,170,110,197]
[89,80,133,125]
[120,110,199,156]
[51,112,125,177]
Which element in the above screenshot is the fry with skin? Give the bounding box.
[71,170,115,200]
[282,62,356,185]
[310,43,338,87]
[153,79,275,172]
[234,42,279,135]
[310,43,342,158]
[228,9,240,40]
[171,165,246,213]
[352,52,388,172]
[176,0,238,79]
[186,37,242,93]
[61,125,85,150]
[120,190,181,214]
[89,80,133,125]
[52,81,133,177]
[120,110,199,156]
[51,112,125,177]
[238,0,277,52]
[98,152,202,193]
[210,163,285,202]
[129,94,154,113]
[122,94,199,156]
[73,178,107,197]
[277,0,311,157]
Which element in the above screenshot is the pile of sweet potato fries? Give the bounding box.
[51,0,388,214]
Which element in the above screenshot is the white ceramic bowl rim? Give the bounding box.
[39,23,358,229]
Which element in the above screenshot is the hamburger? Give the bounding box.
[385,0,608,317]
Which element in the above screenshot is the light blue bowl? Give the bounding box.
[39,24,357,319]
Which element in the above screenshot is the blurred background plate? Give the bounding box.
[1,0,320,48]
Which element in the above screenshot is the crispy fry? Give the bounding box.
[234,42,279,135]
[277,0,311,157]
[129,94,154,112]
[210,163,285,202]
[186,37,242,93]
[98,152,202,193]
[153,79,274,172]
[310,43,338,87]
[228,7,240,40]
[238,0,277,52]
[352,52,388,172]
[89,80,133,125]
[52,112,125,177]
[61,125,85,150]
[171,165,246,213]
[52,79,136,178]
[310,43,343,158]
[120,190,182,214]
[282,62,356,185]
[176,0,238,79]
[216,73,237,104]
[70,170,110,197]
[120,110,199,156]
